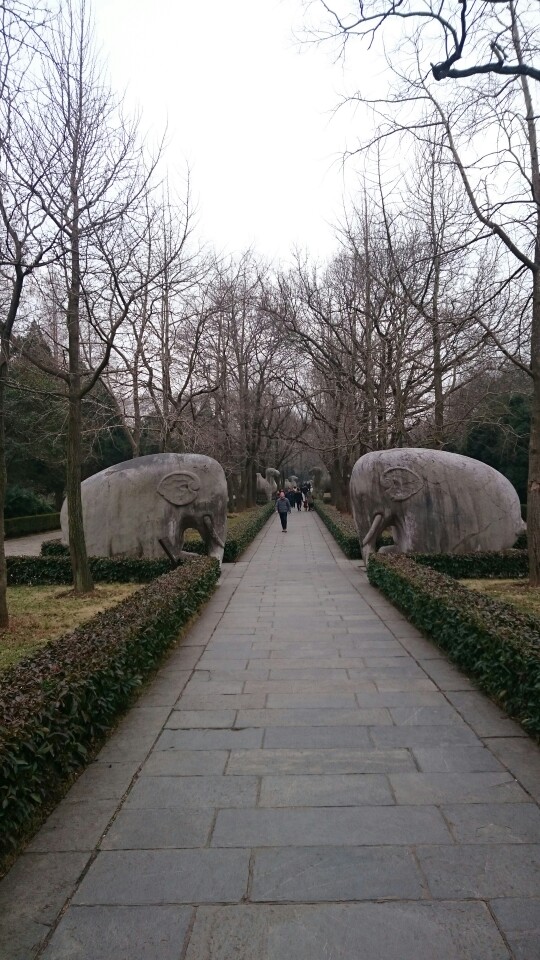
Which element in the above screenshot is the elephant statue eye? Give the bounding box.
[381,467,423,501]
[157,471,201,506]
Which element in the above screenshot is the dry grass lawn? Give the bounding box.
[461,579,540,619]
[0,584,141,671]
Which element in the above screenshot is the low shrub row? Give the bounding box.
[0,556,220,861]
[367,553,540,737]
[316,498,526,575]
[5,486,54,520]
[314,501,362,558]
[40,539,69,556]
[40,503,275,566]
[515,531,527,550]
[220,502,275,560]
[180,503,275,561]
[5,513,60,539]
[314,501,394,558]
[413,550,528,580]
[7,555,172,586]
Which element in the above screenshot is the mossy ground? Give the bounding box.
[461,579,540,619]
[0,584,141,671]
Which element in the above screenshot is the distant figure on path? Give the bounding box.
[306,490,314,511]
[295,488,303,511]
[276,490,291,532]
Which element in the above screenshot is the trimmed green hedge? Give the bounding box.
[7,556,172,585]
[515,531,527,550]
[39,503,275,565]
[5,513,60,539]
[316,498,526,576]
[40,539,69,557]
[0,556,220,861]
[181,503,275,561]
[314,501,362,558]
[367,553,540,737]
[221,503,274,560]
[413,551,528,580]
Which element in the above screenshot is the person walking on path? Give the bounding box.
[276,489,291,531]
[295,488,303,511]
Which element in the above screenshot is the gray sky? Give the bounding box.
[93,0,374,261]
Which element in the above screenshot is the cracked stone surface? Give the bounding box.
[1,512,539,959]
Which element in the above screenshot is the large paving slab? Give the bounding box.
[1,510,539,959]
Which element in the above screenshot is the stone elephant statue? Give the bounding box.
[60,453,228,562]
[310,468,331,496]
[256,467,281,501]
[285,475,299,491]
[350,448,525,563]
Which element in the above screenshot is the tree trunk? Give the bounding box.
[0,269,25,627]
[432,335,444,448]
[512,13,540,585]
[243,462,257,508]
[227,474,238,512]
[429,146,445,449]
[67,387,93,592]
[431,269,444,448]
[67,199,93,594]
[131,367,141,457]
[0,349,9,628]
[527,271,540,585]
[248,461,257,507]
[330,462,349,512]
[239,450,257,509]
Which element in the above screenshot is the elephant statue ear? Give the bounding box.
[157,471,200,506]
[381,467,423,502]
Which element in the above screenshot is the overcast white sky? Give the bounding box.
[92,0,374,262]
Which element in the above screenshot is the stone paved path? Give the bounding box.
[4,530,60,556]
[1,511,540,959]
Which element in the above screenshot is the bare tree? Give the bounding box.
[272,211,473,508]
[102,180,214,458]
[20,1,159,592]
[0,1,57,625]
[370,135,506,447]
[195,253,293,508]
[314,0,540,83]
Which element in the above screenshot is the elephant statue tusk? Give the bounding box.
[362,513,384,547]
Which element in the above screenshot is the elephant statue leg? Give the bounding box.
[174,521,187,556]
[361,512,386,564]
[201,514,225,562]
